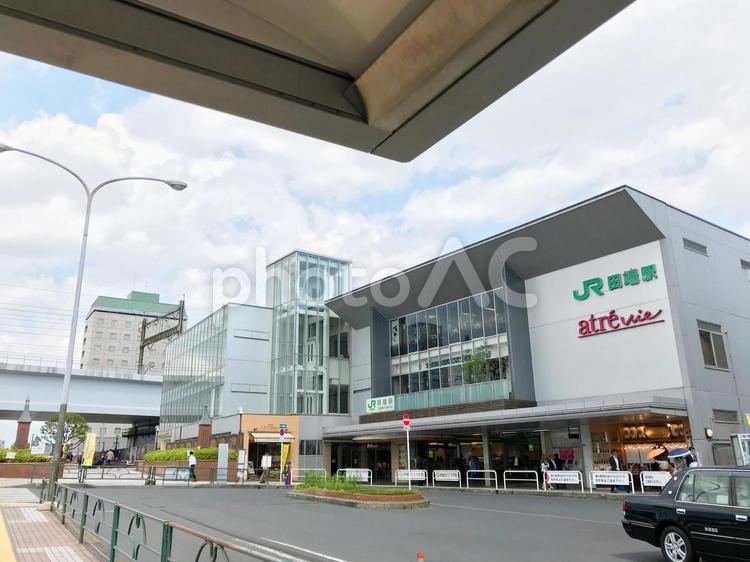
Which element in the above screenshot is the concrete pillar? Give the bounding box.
[481,427,492,486]
[580,422,594,489]
[323,441,332,474]
[14,399,32,450]
[197,405,212,449]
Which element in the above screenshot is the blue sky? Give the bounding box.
[2,1,750,442]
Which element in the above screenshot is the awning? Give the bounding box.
[249,432,295,444]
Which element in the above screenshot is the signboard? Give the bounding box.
[217,443,229,484]
[433,470,461,482]
[578,307,663,338]
[339,468,371,483]
[164,467,191,481]
[395,469,427,482]
[745,414,750,427]
[279,428,286,436]
[547,471,581,485]
[402,413,411,430]
[640,471,672,490]
[590,471,632,487]
[573,264,658,301]
[82,432,96,467]
[279,423,287,429]
[366,396,395,414]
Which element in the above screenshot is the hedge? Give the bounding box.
[143,447,238,462]
[0,448,52,463]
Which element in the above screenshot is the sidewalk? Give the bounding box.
[0,490,101,561]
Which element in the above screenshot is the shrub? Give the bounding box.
[296,474,417,496]
[0,448,52,463]
[143,447,238,462]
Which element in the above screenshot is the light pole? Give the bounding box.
[0,143,187,494]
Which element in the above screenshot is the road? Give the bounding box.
[68,486,661,562]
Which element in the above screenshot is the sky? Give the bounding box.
[1,1,750,443]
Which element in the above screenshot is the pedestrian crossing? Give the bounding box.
[0,488,39,505]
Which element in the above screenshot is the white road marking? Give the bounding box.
[262,537,351,562]
[431,503,620,526]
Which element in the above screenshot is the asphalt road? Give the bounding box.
[68,486,662,562]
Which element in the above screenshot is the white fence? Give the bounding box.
[432,470,462,487]
[467,469,499,490]
[503,470,539,491]
[336,468,373,485]
[589,470,634,493]
[639,471,672,493]
[544,470,584,492]
[394,469,428,485]
[291,468,327,483]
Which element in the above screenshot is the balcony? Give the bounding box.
[394,379,511,412]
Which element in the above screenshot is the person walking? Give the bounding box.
[688,447,701,467]
[188,450,197,482]
[541,457,553,491]
[609,451,622,493]
[259,452,271,483]
[104,449,115,465]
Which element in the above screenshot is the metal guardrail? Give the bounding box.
[335,468,372,485]
[40,481,311,561]
[291,468,327,483]
[503,470,539,491]
[466,469,499,490]
[432,470,461,488]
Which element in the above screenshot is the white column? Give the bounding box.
[481,427,492,486]
[580,422,594,488]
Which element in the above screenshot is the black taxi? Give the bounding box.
[622,467,750,561]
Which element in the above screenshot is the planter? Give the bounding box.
[0,462,62,479]
[290,489,430,509]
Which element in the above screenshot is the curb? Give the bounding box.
[287,491,430,509]
[421,486,629,501]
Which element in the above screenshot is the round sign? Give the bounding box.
[279,428,285,436]
[402,413,411,427]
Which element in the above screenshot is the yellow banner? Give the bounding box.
[82,432,97,467]
[281,443,290,468]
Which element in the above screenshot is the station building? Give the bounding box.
[158,187,750,482]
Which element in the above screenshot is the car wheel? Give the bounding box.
[660,526,695,562]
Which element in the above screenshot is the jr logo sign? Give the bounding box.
[573,264,657,301]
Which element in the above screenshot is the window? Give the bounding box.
[92,358,100,365]
[683,238,708,256]
[436,306,448,347]
[407,314,417,353]
[99,426,106,434]
[459,298,471,341]
[114,428,121,435]
[94,345,101,352]
[96,318,104,325]
[712,409,739,423]
[108,345,115,353]
[122,346,129,354]
[736,475,750,508]
[95,332,103,339]
[300,440,322,455]
[120,360,128,367]
[742,259,750,282]
[123,334,131,341]
[111,319,118,327]
[125,321,132,328]
[677,472,731,506]
[110,332,117,340]
[698,321,729,369]
[107,359,114,366]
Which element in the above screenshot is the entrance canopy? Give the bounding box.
[249,431,295,444]
[0,0,632,161]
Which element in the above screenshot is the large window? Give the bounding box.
[736,475,750,508]
[698,321,729,370]
[388,289,509,396]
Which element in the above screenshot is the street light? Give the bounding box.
[0,143,187,494]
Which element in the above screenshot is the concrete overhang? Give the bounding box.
[326,186,664,328]
[0,0,632,162]
[323,393,688,440]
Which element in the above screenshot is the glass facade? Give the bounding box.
[267,251,352,414]
[388,289,510,397]
[160,306,228,427]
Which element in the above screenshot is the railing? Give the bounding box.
[336,468,372,485]
[393,469,428,485]
[639,471,672,493]
[503,470,539,491]
[291,468,327,483]
[588,470,635,493]
[544,470,584,492]
[41,481,317,561]
[466,469,499,490]
[432,470,461,487]
[394,378,511,411]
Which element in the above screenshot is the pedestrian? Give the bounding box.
[551,453,567,489]
[688,446,701,467]
[541,457,553,491]
[188,450,197,481]
[104,449,114,465]
[667,462,677,477]
[609,451,622,493]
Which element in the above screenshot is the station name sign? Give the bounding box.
[366,395,395,414]
[573,264,657,301]
[578,308,663,338]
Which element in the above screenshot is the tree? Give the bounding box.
[40,413,90,454]
[462,353,487,385]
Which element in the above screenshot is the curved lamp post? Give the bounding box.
[0,143,187,493]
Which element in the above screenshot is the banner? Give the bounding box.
[547,471,582,485]
[640,471,672,489]
[82,432,96,467]
[281,442,290,468]
[590,470,631,487]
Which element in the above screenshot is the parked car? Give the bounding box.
[622,467,750,561]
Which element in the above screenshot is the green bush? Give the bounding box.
[296,474,417,496]
[143,447,238,462]
[0,448,52,463]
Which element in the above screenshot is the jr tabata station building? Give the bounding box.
[157,186,750,483]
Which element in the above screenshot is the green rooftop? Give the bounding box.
[90,291,178,316]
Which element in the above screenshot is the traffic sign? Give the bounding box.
[402,413,411,430]
[279,428,286,437]
[279,423,288,429]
